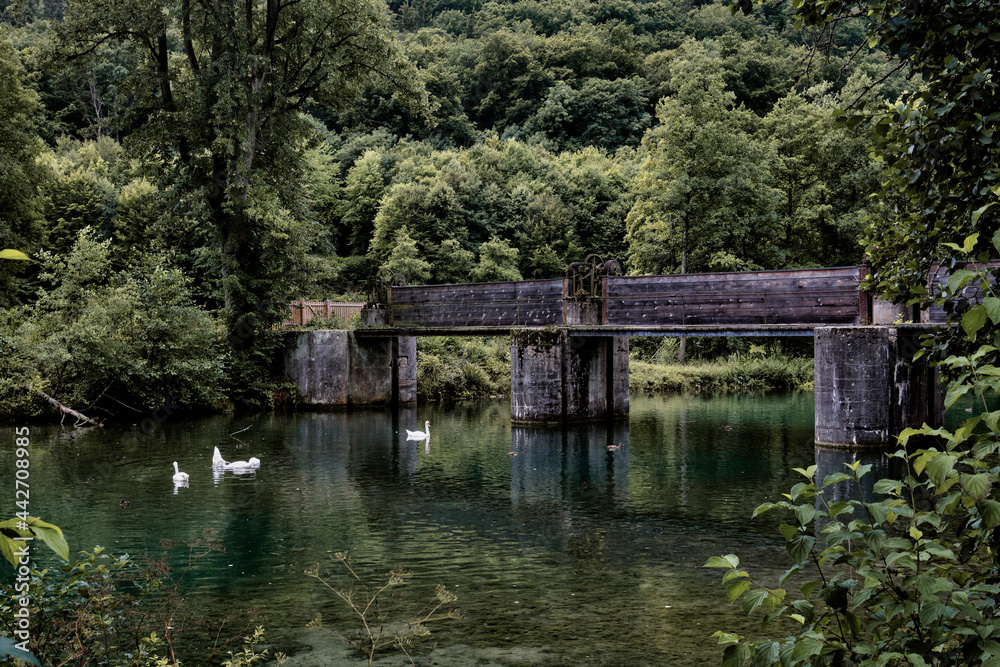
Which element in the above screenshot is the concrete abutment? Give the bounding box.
[284,331,416,408]
[510,328,629,423]
[814,326,941,447]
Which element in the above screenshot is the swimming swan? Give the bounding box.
[213,446,260,471]
[406,421,430,439]
[172,462,189,484]
[224,457,261,471]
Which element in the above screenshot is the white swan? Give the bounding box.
[172,462,189,484]
[213,446,260,471]
[406,421,430,439]
[224,457,260,471]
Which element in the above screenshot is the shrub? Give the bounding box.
[0,229,226,420]
[707,423,1000,666]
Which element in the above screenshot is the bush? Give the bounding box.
[629,352,813,394]
[708,420,1000,666]
[0,229,227,421]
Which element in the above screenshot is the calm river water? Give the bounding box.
[3,392,923,665]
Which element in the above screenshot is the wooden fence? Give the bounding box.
[284,301,365,326]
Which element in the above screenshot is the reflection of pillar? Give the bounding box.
[509,424,630,506]
[510,328,629,423]
[814,326,941,447]
[678,401,688,508]
[813,446,901,506]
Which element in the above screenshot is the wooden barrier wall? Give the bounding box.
[390,279,564,328]
[603,267,865,326]
[285,301,365,326]
[923,262,1000,324]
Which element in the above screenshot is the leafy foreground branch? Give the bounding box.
[706,420,1000,667]
[305,551,461,666]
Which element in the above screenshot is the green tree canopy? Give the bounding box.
[0,32,47,306]
[53,0,420,344]
[626,39,778,275]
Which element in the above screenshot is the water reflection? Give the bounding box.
[814,446,904,505]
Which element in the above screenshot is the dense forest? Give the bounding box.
[0,0,909,418]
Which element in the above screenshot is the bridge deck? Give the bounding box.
[353,324,819,337]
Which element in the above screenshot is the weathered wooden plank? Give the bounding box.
[607,280,859,298]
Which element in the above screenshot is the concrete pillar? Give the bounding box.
[871,296,919,325]
[511,329,564,422]
[814,326,940,447]
[510,328,629,423]
[284,331,416,409]
[284,330,350,406]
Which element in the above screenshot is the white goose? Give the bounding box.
[212,446,227,469]
[172,462,189,484]
[406,421,431,440]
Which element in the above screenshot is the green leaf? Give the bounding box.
[921,542,957,560]
[874,479,903,495]
[914,574,952,598]
[750,641,780,667]
[789,637,824,663]
[885,551,917,571]
[986,297,1000,325]
[945,382,971,408]
[706,554,740,569]
[0,638,40,666]
[822,472,853,486]
[985,410,1000,435]
[722,643,751,667]
[964,232,981,254]
[980,499,1000,528]
[727,579,750,602]
[741,588,769,615]
[0,249,30,261]
[27,517,69,562]
[949,269,979,294]
[907,652,930,667]
[962,473,993,501]
[925,453,958,487]
[863,530,886,553]
[963,305,988,340]
[786,534,815,566]
[974,203,995,227]
[794,504,817,526]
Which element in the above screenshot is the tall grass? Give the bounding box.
[416,336,511,401]
[629,353,813,394]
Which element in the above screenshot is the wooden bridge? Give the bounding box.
[286,264,955,447]
[358,264,954,336]
[374,266,870,336]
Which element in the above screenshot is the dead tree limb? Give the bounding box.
[37,390,103,427]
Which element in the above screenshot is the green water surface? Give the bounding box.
[2,392,899,665]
